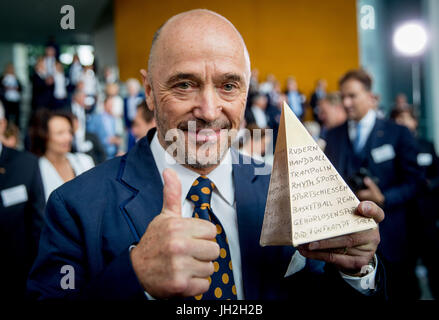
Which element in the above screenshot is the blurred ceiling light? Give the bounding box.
[393,22,428,56]
[77,45,95,66]
[59,53,73,65]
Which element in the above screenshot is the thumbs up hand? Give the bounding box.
[130,169,219,299]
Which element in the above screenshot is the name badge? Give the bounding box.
[1,184,28,208]
[417,153,433,166]
[371,144,395,164]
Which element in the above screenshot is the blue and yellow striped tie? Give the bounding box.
[187,175,237,300]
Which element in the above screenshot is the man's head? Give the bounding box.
[286,77,298,92]
[390,107,418,133]
[318,92,347,129]
[126,78,141,97]
[45,46,56,57]
[141,9,251,173]
[316,79,327,91]
[104,96,114,115]
[339,69,375,122]
[252,94,268,110]
[132,100,155,140]
[73,90,86,107]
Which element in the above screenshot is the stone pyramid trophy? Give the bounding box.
[260,102,377,247]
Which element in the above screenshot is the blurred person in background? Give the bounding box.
[267,80,282,109]
[67,54,83,97]
[285,76,306,120]
[0,101,45,301]
[318,92,347,139]
[265,92,287,149]
[324,69,423,300]
[249,68,259,95]
[131,100,155,141]
[70,90,87,144]
[392,93,410,112]
[239,123,272,165]
[123,78,144,129]
[31,57,54,113]
[87,96,122,159]
[29,109,94,201]
[391,107,439,299]
[80,65,98,113]
[71,114,106,165]
[127,100,156,151]
[0,63,22,127]
[246,93,269,129]
[259,73,276,95]
[103,66,118,85]
[106,83,126,153]
[43,46,57,77]
[52,61,68,110]
[2,123,20,149]
[310,79,327,123]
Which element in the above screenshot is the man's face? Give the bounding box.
[132,109,153,140]
[395,111,417,132]
[144,17,250,170]
[340,79,374,121]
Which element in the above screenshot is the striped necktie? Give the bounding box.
[187,175,237,300]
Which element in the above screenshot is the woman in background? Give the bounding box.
[29,109,94,201]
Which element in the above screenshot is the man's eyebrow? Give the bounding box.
[219,73,244,83]
[166,73,201,86]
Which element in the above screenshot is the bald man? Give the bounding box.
[27,10,385,300]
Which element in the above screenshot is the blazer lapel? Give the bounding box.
[231,149,266,300]
[365,118,386,152]
[118,130,163,242]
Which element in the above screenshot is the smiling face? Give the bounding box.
[46,116,73,156]
[143,10,251,173]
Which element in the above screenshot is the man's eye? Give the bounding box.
[223,83,236,91]
[176,82,191,89]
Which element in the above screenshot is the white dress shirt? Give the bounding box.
[348,109,377,151]
[150,133,245,299]
[39,153,94,201]
[146,132,376,299]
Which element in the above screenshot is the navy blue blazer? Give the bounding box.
[27,130,385,300]
[324,119,423,262]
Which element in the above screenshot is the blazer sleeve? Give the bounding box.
[26,189,145,300]
[27,159,46,266]
[382,127,424,208]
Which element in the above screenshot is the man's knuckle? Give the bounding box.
[346,234,355,247]
[167,238,185,255]
[166,218,184,234]
[168,276,187,294]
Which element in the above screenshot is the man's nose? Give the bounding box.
[193,87,221,122]
[343,97,351,108]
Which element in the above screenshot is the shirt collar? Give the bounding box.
[348,109,376,130]
[150,132,235,206]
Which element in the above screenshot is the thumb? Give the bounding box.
[162,168,182,216]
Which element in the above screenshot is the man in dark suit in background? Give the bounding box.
[324,69,423,300]
[391,107,439,299]
[0,102,45,300]
[28,10,385,301]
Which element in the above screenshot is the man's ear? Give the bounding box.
[140,69,155,112]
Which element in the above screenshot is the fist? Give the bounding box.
[130,169,220,299]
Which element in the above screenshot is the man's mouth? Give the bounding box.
[185,129,221,143]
